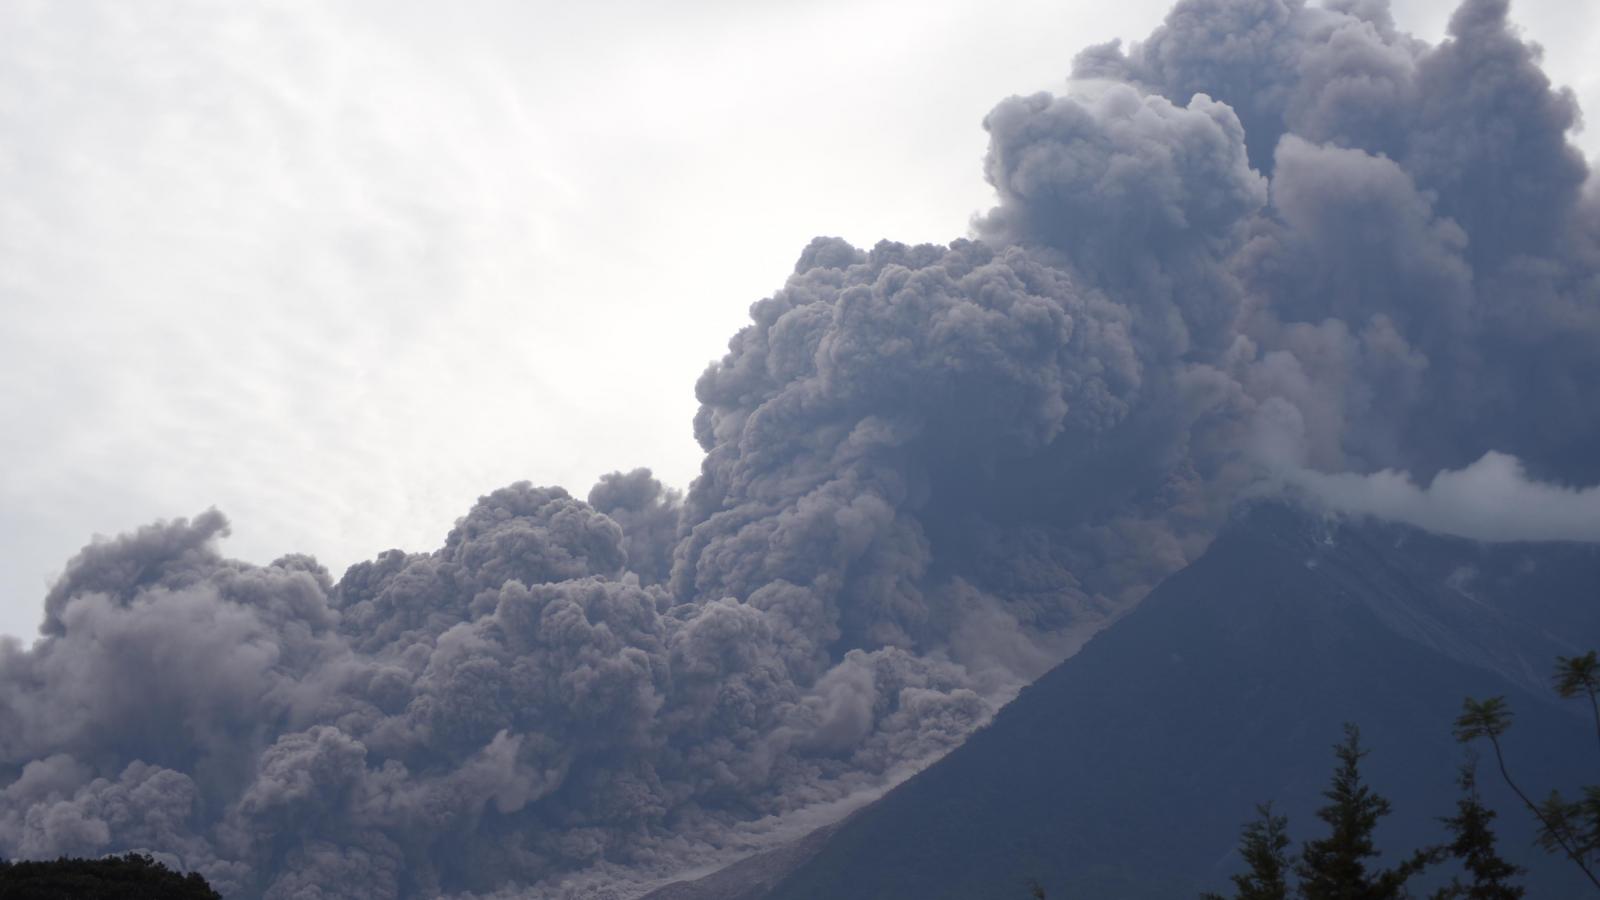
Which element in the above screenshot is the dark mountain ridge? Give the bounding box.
[655,502,1600,899]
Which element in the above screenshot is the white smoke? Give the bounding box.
[1279,451,1600,543]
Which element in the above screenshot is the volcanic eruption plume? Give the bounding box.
[3,0,1599,897]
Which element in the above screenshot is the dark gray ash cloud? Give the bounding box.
[3,0,1598,896]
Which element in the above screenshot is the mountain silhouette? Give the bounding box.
[657,503,1600,899]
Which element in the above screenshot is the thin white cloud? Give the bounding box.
[1284,451,1600,543]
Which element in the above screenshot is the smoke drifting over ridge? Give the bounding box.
[1276,450,1600,542]
[3,0,1598,896]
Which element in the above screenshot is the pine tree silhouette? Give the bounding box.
[1295,724,1432,900]
[1430,759,1525,899]
[1203,804,1291,900]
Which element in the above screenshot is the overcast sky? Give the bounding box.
[3,0,1597,642]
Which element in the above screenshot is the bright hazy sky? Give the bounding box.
[3,0,1597,641]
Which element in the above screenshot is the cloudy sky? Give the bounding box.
[3,0,1597,642]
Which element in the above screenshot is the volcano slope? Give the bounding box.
[745,503,1600,899]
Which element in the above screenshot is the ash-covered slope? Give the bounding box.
[757,503,1600,900]
[639,822,840,900]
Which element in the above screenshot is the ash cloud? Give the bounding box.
[4,0,1600,897]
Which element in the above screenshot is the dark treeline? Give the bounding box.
[1197,650,1600,900]
[1018,650,1600,899]
[0,852,220,899]
[1201,726,1510,900]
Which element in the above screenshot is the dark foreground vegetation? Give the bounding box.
[0,852,220,899]
[1021,651,1600,900]
[1195,650,1600,900]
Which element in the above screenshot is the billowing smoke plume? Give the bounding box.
[3,0,1598,896]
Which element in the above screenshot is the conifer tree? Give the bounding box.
[1203,804,1292,900]
[1431,760,1525,899]
[1295,724,1432,900]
